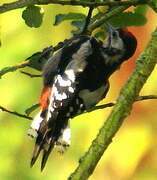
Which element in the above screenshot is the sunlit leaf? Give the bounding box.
[108,11,147,28]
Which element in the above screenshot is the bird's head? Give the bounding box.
[103,24,137,61]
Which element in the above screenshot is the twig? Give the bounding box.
[0,105,33,120]
[84,95,157,114]
[80,4,94,35]
[0,0,148,14]
[20,71,41,78]
[136,95,157,101]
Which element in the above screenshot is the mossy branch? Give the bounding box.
[68,27,157,180]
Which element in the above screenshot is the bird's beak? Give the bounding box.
[106,23,116,34]
[105,23,116,49]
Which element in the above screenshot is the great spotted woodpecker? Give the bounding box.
[28,25,137,170]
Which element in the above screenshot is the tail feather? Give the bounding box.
[30,142,42,167]
[41,140,55,171]
[30,127,50,167]
[29,108,70,170]
[30,123,56,169]
[30,121,49,167]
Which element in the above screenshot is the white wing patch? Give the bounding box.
[57,75,72,86]
[28,110,43,138]
[53,86,67,101]
[46,73,76,122]
[65,69,75,82]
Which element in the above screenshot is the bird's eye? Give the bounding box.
[112,31,118,38]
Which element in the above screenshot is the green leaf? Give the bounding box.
[54,12,86,26]
[71,20,85,35]
[0,66,19,78]
[22,5,44,28]
[26,46,54,71]
[134,5,149,15]
[25,104,39,115]
[108,11,147,28]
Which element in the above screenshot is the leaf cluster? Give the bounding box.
[22,4,148,36]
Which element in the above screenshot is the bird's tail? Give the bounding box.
[28,110,71,171]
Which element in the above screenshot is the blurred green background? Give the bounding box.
[0,1,157,179]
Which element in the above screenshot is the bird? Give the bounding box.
[28,24,137,171]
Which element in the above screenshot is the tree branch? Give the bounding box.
[0,0,148,14]
[68,26,157,180]
[0,105,33,120]
[1,94,157,123]
[0,61,29,78]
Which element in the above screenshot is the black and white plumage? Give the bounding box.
[28,26,137,170]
